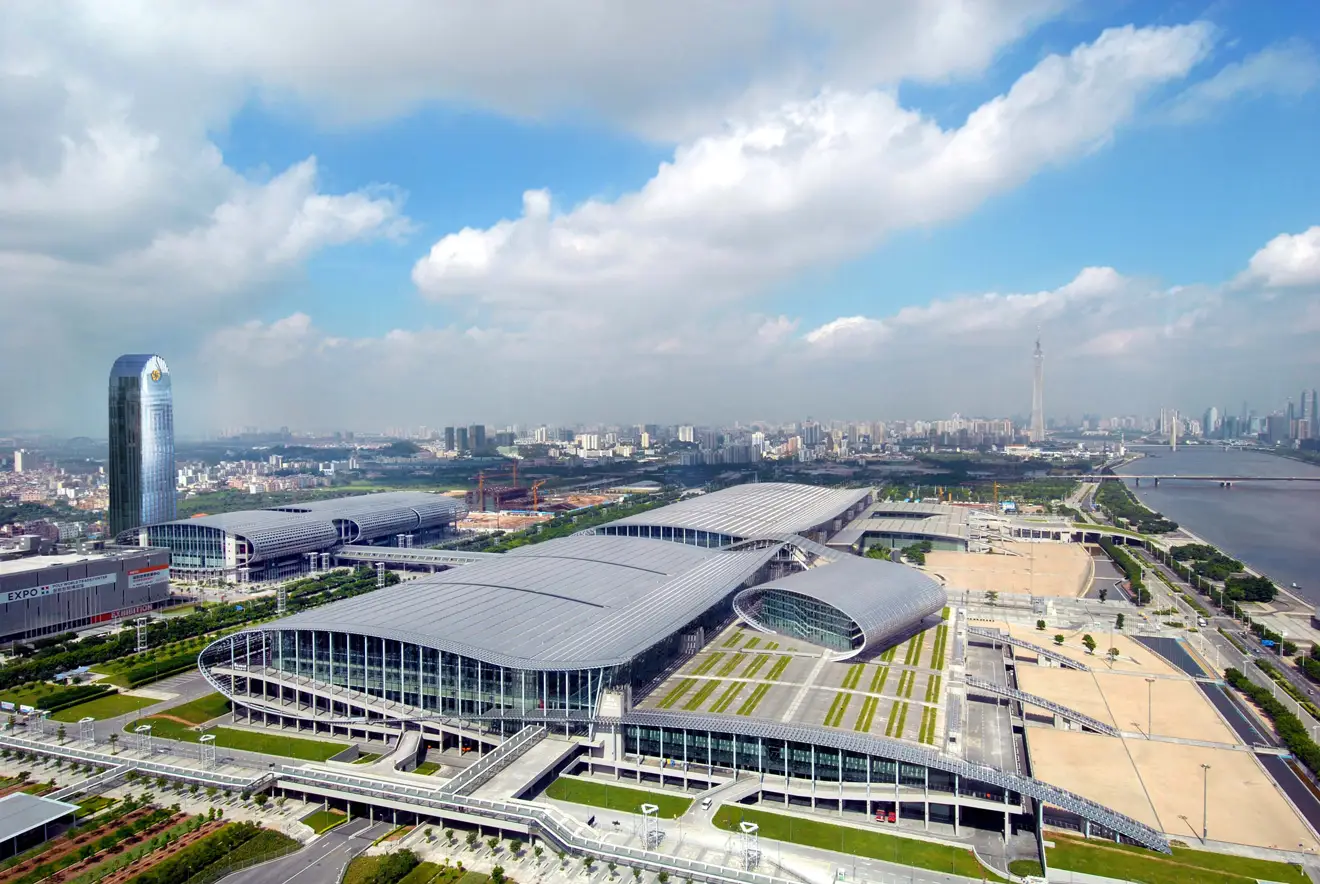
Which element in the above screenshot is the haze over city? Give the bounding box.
[2,2,1319,434]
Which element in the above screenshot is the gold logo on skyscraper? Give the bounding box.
[150,369,162,382]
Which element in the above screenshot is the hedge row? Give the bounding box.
[1224,667,1320,777]
[0,567,397,691]
[132,822,264,884]
[43,684,116,713]
[1099,539,1149,605]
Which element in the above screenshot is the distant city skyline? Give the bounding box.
[0,5,1317,434]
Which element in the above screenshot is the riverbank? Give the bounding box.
[1121,447,1320,606]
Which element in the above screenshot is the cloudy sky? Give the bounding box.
[3,1,1319,436]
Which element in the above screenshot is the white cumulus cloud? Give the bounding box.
[412,25,1214,325]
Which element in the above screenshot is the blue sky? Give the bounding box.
[2,1,1318,433]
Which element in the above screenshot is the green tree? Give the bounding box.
[487,836,499,853]
[583,857,595,872]
[1116,613,1125,630]
[1098,587,1109,603]
[986,591,999,606]
[56,724,66,744]
[492,867,506,884]
[534,845,544,861]
[445,828,455,844]
[1108,647,1120,664]
[608,861,618,877]
[633,868,642,882]
[425,827,434,842]
[509,839,522,855]
[1035,619,1046,631]
[466,831,479,849]
[1082,634,1097,655]
[1053,634,1065,646]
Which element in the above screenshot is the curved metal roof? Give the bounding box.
[153,492,465,563]
[734,556,946,657]
[263,534,780,670]
[594,483,871,540]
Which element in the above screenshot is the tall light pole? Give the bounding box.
[1145,678,1156,738]
[1201,763,1211,844]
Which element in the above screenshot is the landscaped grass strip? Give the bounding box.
[693,652,724,676]
[737,684,772,716]
[894,700,910,738]
[854,696,879,732]
[1045,832,1308,884]
[717,654,747,677]
[903,631,926,667]
[919,707,936,744]
[841,663,865,690]
[683,679,722,711]
[711,682,743,714]
[869,665,890,695]
[741,654,771,679]
[924,675,942,705]
[766,656,791,681]
[928,625,949,671]
[744,637,761,650]
[902,671,918,700]
[710,806,1006,882]
[657,679,697,709]
[880,645,898,664]
[546,777,692,819]
[823,692,852,728]
[765,641,780,651]
[885,699,905,737]
[722,632,744,649]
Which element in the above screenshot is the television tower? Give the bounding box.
[1030,331,1045,443]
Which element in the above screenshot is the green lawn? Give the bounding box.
[50,693,158,722]
[352,752,382,765]
[413,761,443,775]
[301,809,348,834]
[1008,859,1043,878]
[711,806,1006,882]
[124,712,348,762]
[159,691,232,724]
[543,776,692,819]
[1047,833,1308,884]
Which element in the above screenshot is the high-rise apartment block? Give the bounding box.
[108,354,177,537]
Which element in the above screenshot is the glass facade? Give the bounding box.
[108,354,177,537]
[622,724,1003,799]
[141,523,227,573]
[597,524,738,547]
[755,589,861,651]
[253,628,616,718]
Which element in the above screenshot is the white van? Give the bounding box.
[700,797,712,811]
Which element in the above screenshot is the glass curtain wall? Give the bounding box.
[758,589,861,651]
[624,724,995,800]
[271,628,612,718]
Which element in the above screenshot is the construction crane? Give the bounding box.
[531,479,547,511]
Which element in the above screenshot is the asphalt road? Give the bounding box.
[222,818,390,884]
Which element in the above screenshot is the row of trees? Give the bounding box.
[1225,668,1320,777]
[1095,481,1178,534]
[1098,539,1151,605]
[0,566,397,691]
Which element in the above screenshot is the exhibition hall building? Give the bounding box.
[198,483,1169,852]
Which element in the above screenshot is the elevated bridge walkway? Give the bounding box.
[966,627,1091,672]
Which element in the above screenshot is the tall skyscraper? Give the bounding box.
[1202,406,1220,439]
[108,354,177,537]
[1302,389,1318,437]
[1029,334,1045,443]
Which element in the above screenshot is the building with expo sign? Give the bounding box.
[0,546,171,642]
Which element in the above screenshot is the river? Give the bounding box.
[1119,446,1320,605]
